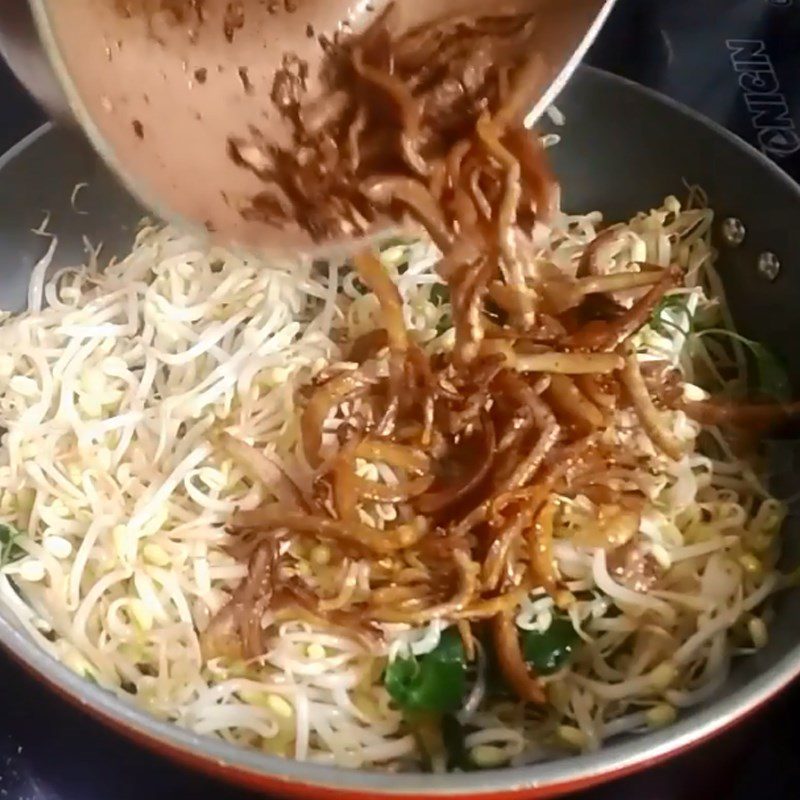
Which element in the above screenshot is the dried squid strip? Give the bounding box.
[483,434,601,590]
[475,113,533,328]
[567,266,681,352]
[362,176,453,252]
[302,369,376,468]
[575,374,617,411]
[491,608,546,704]
[574,269,665,296]
[620,345,685,461]
[202,542,276,661]
[416,417,496,514]
[682,398,800,429]
[527,497,557,595]
[352,46,428,177]
[332,439,361,522]
[504,127,558,222]
[353,251,409,354]
[454,583,533,621]
[545,374,604,429]
[231,508,427,555]
[220,433,306,510]
[514,351,623,375]
[577,228,622,277]
[351,473,435,503]
[370,550,480,624]
[355,439,432,473]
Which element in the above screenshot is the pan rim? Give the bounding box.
[0,65,799,796]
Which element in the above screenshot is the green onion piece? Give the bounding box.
[698,328,790,402]
[0,522,24,568]
[521,616,580,676]
[384,628,467,713]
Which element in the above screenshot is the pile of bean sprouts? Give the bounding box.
[0,193,787,769]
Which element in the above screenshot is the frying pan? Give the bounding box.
[1,66,800,799]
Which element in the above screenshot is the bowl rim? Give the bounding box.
[1,65,800,797]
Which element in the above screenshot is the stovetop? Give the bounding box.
[2,1,800,798]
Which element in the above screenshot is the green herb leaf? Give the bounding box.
[651,294,791,402]
[0,523,24,568]
[698,329,791,402]
[384,628,467,713]
[752,343,791,402]
[521,616,580,675]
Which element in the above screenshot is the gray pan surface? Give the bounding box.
[0,66,799,797]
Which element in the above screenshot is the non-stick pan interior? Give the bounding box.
[552,71,800,382]
[1,66,800,796]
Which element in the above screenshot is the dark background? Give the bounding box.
[2,1,800,798]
